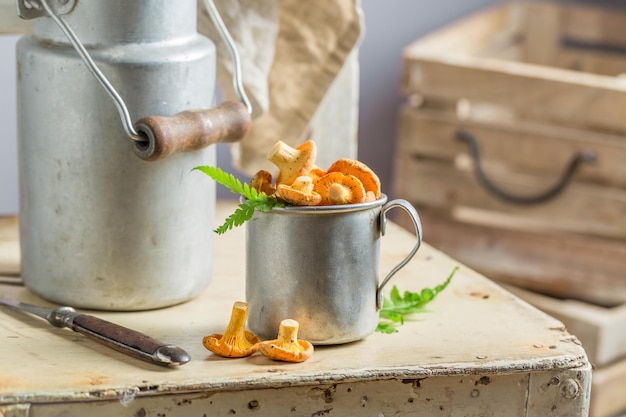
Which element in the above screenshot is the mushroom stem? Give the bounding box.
[267,140,317,185]
[221,302,250,347]
[259,319,314,362]
[276,319,306,352]
[267,141,298,170]
[291,176,314,194]
[328,183,349,205]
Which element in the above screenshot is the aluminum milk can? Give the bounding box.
[16,0,250,310]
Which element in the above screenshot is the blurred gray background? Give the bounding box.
[0,0,618,213]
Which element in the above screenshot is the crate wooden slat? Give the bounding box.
[402,2,626,134]
[397,150,626,240]
[396,105,626,188]
[393,206,626,314]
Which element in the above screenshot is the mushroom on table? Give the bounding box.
[259,319,314,363]
[202,301,261,358]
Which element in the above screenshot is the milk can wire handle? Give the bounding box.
[201,0,252,114]
[27,0,144,142]
[376,199,423,310]
[22,0,253,147]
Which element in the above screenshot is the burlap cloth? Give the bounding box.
[199,0,363,176]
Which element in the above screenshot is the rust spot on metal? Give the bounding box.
[248,400,260,410]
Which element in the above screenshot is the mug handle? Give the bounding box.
[376,199,423,310]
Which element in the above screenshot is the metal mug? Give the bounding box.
[245,195,423,345]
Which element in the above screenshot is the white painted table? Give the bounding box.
[0,203,591,416]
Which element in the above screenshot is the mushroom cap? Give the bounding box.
[327,158,381,199]
[250,169,275,196]
[259,339,314,363]
[313,172,366,205]
[202,331,261,358]
[290,175,315,193]
[365,190,377,202]
[268,140,317,186]
[275,183,322,206]
[308,166,327,182]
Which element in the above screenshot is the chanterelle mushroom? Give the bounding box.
[202,301,261,358]
[327,158,381,199]
[267,140,317,186]
[259,319,314,363]
[250,169,275,196]
[313,172,366,205]
[275,176,322,206]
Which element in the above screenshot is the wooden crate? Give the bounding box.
[395,3,626,416]
[396,0,626,307]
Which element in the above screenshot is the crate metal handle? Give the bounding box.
[456,130,596,205]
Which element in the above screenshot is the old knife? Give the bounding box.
[0,297,190,366]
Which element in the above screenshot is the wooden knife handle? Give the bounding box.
[70,314,190,366]
[133,100,252,161]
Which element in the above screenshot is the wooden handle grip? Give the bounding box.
[133,101,252,161]
[71,314,191,366]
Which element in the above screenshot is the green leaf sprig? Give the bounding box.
[376,266,459,334]
[193,165,285,234]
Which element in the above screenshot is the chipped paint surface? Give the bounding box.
[0,205,591,415]
[6,371,590,417]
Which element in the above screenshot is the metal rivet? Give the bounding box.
[560,379,580,399]
[471,389,480,398]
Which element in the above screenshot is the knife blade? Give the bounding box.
[0,297,190,366]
